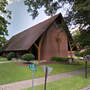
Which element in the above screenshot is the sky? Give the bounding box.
[6,0,72,39]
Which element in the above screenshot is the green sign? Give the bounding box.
[29,64,38,90]
[29,64,37,71]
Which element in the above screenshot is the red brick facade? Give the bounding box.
[40,24,68,60]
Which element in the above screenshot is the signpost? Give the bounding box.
[83,55,90,79]
[29,64,37,90]
[42,66,53,90]
[44,67,48,90]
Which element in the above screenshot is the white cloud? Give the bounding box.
[7,0,21,4]
[7,0,13,4]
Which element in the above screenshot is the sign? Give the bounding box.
[29,64,37,71]
[83,55,90,79]
[42,66,53,75]
[68,58,73,64]
[83,55,90,62]
[29,64,38,90]
[42,66,53,90]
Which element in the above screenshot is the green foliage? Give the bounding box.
[7,52,16,60]
[78,48,90,57]
[72,30,90,50]
[0,0,11,18]
[51,57,67,62]
[24,0,90,33]
[22,53,35,61]
[0,57,8,61]
[0,0,11,50]
[24,0,74,19]
[67,0,90,31]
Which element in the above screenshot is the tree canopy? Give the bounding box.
[24,0,90,31]
[24,0,90,51]
[0,0,11,51]
[24,0,74,19]
[69,0,90,30]
[72,30,90,50]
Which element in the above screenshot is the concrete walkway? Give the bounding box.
[81,85,90,90]
[0,68,90,90]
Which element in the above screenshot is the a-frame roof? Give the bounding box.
[3,13,71,51]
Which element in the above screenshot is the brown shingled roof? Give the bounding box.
[4,13,61,51]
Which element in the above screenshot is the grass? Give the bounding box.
[0,62,44,85]
[68,55,83,59]
[48,61,90,75]
[0,61,90,85]
[0,57,8,61]
[24,73,90,90]
[72,56,83,60]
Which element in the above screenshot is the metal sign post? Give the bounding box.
[44,67,48,90]
[29,64,37,90]
[42,66,53,90]
[32,70,34,90]
[85,60,88,79]
[83,56,88,79]
[83,55,90,79]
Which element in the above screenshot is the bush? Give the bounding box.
[79,50,90,57]
[7,52,16,60]
[51,57,67,62]
[77,48,90,57]
[22,53,35,61]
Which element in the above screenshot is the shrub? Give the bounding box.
[22,53,35,61]
[7,52,16,60]
[0,57,8,61]
[77,48,90,57]
[79,50,90,57]
[51,57,67,62]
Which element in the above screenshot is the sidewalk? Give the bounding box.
[81,85,90,90]
[0,68,90,90]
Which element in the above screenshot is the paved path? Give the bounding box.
[0,68,90,90]
[81,85,90,90]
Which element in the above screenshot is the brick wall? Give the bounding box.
[40,24,68,60]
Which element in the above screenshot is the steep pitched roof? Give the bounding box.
[3,13,72,51]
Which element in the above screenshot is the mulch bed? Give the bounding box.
[15,60,65,66]
[15,60,81,66]
[38,60,82,66]
[38,60,66,65]
[15,62,33,66]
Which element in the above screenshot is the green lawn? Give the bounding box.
[0,57,8,62]
[24,73,90,90]
[0,61,90,85]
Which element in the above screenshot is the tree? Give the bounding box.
[72,30,90,50]
[65,0,90,30]
[24,0,90,58]
[24,0,74,19]
[24,0,90,31]
[0,0,11,51]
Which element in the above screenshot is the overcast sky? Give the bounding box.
[6,0,71,39]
